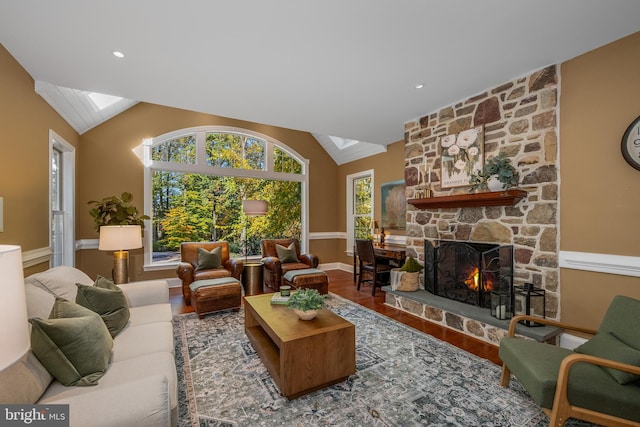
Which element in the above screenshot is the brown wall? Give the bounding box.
[0,44,79,265]
[76,103,340,281]
[559,31,640,327]
[335,141,406,265]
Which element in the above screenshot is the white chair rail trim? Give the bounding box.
[559,250,640,278]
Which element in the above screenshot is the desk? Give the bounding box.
[353,244,406,282]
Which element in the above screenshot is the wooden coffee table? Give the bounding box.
[244,293,356,399]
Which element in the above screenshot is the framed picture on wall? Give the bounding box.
[381,180,406,230]
[440,126,484,188]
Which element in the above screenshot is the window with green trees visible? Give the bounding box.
[141,127,306,266]
[346,170,374,252]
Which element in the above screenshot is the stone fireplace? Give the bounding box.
[386,65,560,345]
[424,239,513,310]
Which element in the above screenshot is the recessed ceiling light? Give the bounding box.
[414,83,424,89]
[112,51,125,58]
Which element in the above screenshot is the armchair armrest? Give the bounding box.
[176,261,195,284]
[550,353,640,426]
[118,280,169,307]
[224,258,244,280]
[261,256,281,271]
[299,253,319,268]
[507,315,598,338]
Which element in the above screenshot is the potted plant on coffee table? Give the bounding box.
[286,288,325,320]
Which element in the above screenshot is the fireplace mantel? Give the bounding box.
[408,189,527,210]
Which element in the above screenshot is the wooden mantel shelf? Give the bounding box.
[408,189,527,209]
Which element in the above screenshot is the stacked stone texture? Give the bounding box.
[397,65,559,343]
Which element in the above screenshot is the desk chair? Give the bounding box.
[355,239,392,296]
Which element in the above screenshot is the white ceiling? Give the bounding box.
[1,1,639,156]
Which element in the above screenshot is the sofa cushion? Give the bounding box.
[0,351,53,404]
[196,246,222,270]
[76,276,130,337]
[29,299,113,386]
[575,332,640,384]
[276,243,298,263]
[127,304,172,326]
[112,322,174,362]
[26,266,94,301]
[39,351,178,417]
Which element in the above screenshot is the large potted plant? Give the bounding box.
[286,288,325,320]
[470,153,520,191]
[88,192,150,232]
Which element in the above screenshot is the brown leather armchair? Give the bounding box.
[176,241,243,304]
[260,238,318,291]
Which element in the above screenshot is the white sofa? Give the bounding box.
[0,266,177,427]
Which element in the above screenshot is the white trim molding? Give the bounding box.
[22,247,52,269]
[309,232,346,240]
[559,251,640,277]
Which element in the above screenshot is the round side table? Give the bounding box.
[242,262,264,295]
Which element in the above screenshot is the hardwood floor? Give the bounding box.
[170,269,502,365]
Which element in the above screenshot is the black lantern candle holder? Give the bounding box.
[491,290,513,320]
[514,283,545,327]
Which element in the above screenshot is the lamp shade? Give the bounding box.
[242,200,268,216]
[0,245,29,370]
[98,225,143,251]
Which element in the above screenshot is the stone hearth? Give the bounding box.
[383,287,560,345]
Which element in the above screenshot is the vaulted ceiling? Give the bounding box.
[1,1,639,163]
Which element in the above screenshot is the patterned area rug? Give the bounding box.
[174,294,594,426]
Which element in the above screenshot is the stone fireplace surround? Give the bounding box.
[390,65,560,345]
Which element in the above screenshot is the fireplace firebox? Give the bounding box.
[424,239,513,309]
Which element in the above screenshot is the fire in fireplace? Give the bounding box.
[424,239,513,309]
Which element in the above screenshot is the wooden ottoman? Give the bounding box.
[189,277,242,319]
[282,268,329,294]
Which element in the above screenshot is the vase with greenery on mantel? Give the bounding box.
[469,152,520,192]
[88,192,150,232]
[286,288,325,320]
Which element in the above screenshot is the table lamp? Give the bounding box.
[99,225,142,284]
[0,245,29,370]
[242,200,268,261]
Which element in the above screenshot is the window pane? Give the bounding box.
[354,177,372,215]
[151,135,196,163]
[151,171,301,263]
[354,216,371,239]
[273,147,302,174]
[206,133,265,170]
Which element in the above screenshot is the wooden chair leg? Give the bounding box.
[500,364,511,387]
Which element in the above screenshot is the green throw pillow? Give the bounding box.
[75,276,130,337]
[575,332,640,384]
[29,298,113,387]
[196,246,222,271]
[276,243,298,263]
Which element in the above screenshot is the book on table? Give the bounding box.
[270,292,290,305]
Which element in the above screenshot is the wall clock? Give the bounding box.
[621,115,640,171]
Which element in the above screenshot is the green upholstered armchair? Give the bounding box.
[499,295,640,426]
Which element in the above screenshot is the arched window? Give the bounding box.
[139,126,308,269]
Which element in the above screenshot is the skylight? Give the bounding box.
[87,92,123,111]
[328,136,360,150]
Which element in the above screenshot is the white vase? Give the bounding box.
[487,175,505,191]
[293,309,319,320]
